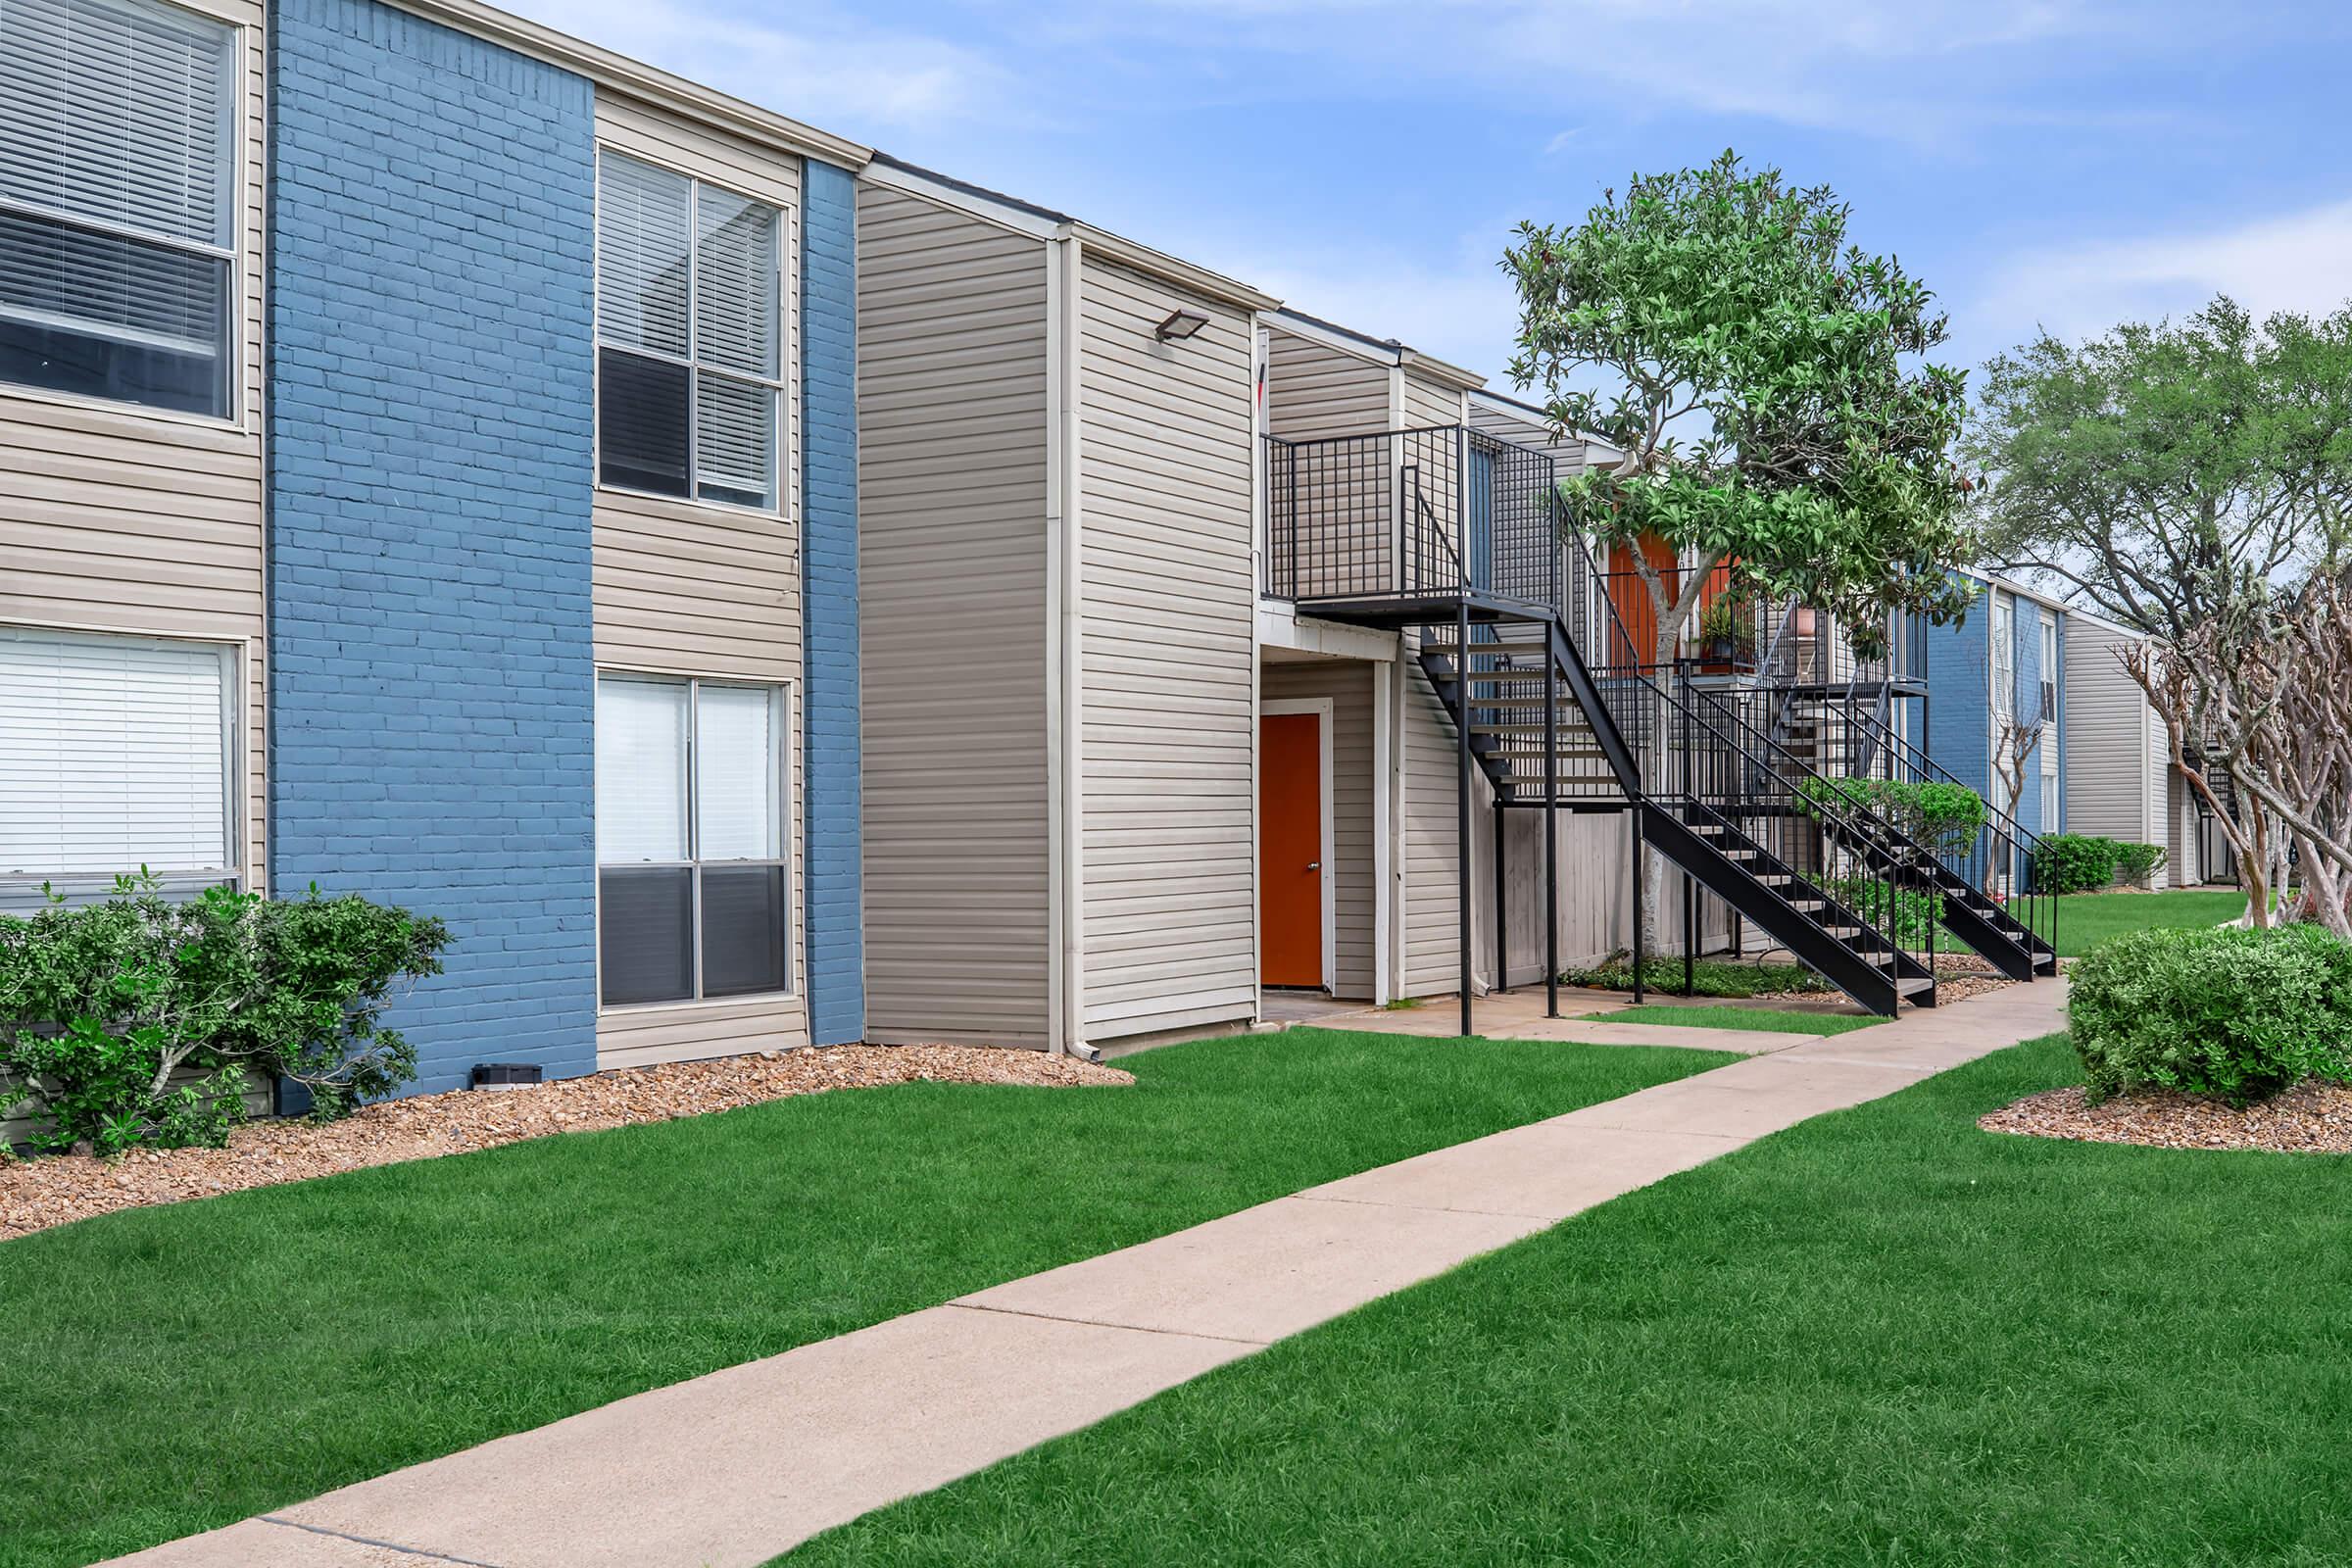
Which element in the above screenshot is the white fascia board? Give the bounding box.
[861,161,1062,240]
[1267,310,1402,369]
[1255,602,1401,662]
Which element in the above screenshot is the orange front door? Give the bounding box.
[1259,712,1325,987]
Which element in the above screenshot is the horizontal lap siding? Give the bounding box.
[2060,624,2148,847]
[1259,660,1376,998]
[1402,659,1470,995]
[857,186,1053,1048]
[1267,329,1389,438]
[1266,329,1392,600]
[1079,259,1256,1039]
[590,92,808,1068]
[0,0,268,895]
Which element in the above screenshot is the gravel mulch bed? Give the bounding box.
[1,1045,1132,1242]
[1982,1080,2352,1154]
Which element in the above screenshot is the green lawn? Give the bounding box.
[0,1029,1730,1568]
[1580,1004,1880,1036]
[783,1035,2352,1567]
[2021,887,2254,956]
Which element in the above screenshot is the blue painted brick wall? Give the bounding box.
[1925,574,1991,805]
[269,0,598,1093]
[801,161,864,1045]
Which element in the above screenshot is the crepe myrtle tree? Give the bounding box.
[1504,150,1979,670]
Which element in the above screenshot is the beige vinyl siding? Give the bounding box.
[1260,658,1376,998]
[1078,258,1257,1039]
[1400,660,1469,995]
[857,184,1054,1048]
[590,92,808,1068]
[1468,397,1592,474]
[1265,327,1393,600]
[2061,622,2152,850]
[0,0,269,896]
[1266,327,1389,438]
[1401,370,1464,431]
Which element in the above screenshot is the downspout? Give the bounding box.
[1044,228,1094,1060]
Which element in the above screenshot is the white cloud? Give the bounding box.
[1975,197,2352,346]
[507,0,1015,131]
[1104,0,2152,143]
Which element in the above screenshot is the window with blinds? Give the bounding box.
[0,627,237,906]
[0,0,236,418]
[595,150,783,511]
[595,673,790,1005]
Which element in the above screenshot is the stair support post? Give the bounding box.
[1680,662,1695,997]
[1493,791,1508,996]
[1631,804,1647,1005]
[1544,632,1559,1018]
[1456,593,1475,1040]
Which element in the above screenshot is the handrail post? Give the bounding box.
[1544,624,1559,1018]
[1456,592,1475,1039]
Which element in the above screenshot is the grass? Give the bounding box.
[782,1035,2352,1567]
[2017,887,2255,956]
[1579,1004,1880,1036]
[0,1028,1730,1568]
[1558,956,1834,999]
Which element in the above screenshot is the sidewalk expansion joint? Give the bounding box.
[945,1299,1276,1348]
[260,1516,504,1568]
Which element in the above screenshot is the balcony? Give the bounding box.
[1261,424,1567,627]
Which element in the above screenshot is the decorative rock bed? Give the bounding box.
[1,1045,1132,1241]
[1982,1080,2352,1154]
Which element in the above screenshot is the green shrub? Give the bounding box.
[0,873,449,1154]
[2112,841,2168,887]
[1826,876,1944,949]
[2034,832,2123,894]
[2068,923,2352,1104]
[1799,777,1986,858]
[1559,954,1834,998]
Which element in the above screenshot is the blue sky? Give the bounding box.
[520,0,2351,388]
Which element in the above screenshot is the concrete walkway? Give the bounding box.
[113,981,2068,1568]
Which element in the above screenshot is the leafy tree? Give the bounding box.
[1504,149,1977,667]
[1966,296,2352,641]
[1972,298,2352,919]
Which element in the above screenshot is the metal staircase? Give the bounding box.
[1261,419,2059,1020]
[1420,616,1940,1013]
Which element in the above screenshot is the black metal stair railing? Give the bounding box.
[1262,425,1562,608]
[1832,702,2061,969]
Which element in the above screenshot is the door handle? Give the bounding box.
[1306,861,1321,871]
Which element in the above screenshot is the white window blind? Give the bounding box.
[0,629,232,879]
[595,148,782,511]
[0,0,234,416]
[595,152,689,359]
[1989,599,2015,718]
[694,683,778,860]
[0,0,233,247]
[595,672,791,1005]
[595,676,688,862]
[693,185,777,377]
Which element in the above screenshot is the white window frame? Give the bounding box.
[0,623,241,904]
[0,0,244,428]
[594,670,796,1008]
[2039,614,2058,731]
[591,147,789,517]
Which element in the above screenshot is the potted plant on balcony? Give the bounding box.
[1694,591,1757,674]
